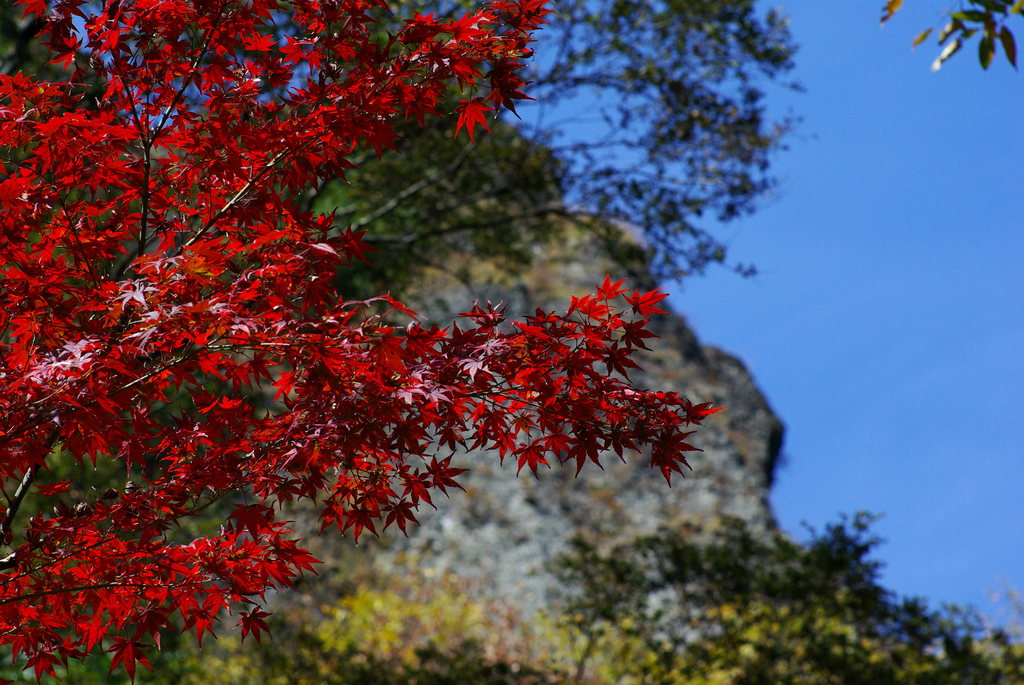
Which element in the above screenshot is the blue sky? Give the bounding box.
[672,2,1023,616]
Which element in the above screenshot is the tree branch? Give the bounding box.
[347,139,479,232]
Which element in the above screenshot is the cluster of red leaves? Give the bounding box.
[0,0,718,680]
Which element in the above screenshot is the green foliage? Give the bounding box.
[883,0,1023,71]
[550,515,1024,683]
[313,116,568,298]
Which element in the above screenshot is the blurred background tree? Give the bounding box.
[314,0,798,293]
[548,516,1024,679]
[547,515,1024,684]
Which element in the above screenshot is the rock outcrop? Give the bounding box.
[365,230,784,616]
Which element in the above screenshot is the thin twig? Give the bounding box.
[0,430,60,568]
[181,149,290,251]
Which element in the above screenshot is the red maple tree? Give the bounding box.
[0,0,719,680]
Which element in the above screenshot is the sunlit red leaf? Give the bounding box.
[454,98,493,142]
[0,1,715,677]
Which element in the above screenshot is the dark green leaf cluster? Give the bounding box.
[312,115,568,297]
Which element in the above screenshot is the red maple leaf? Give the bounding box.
[454,98,493,142]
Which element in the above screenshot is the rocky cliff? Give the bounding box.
[361,229,785,616]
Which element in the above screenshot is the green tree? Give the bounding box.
[551,515,1024,683]
[320,0,797,290]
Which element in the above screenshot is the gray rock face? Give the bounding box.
[370,232,784,616]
